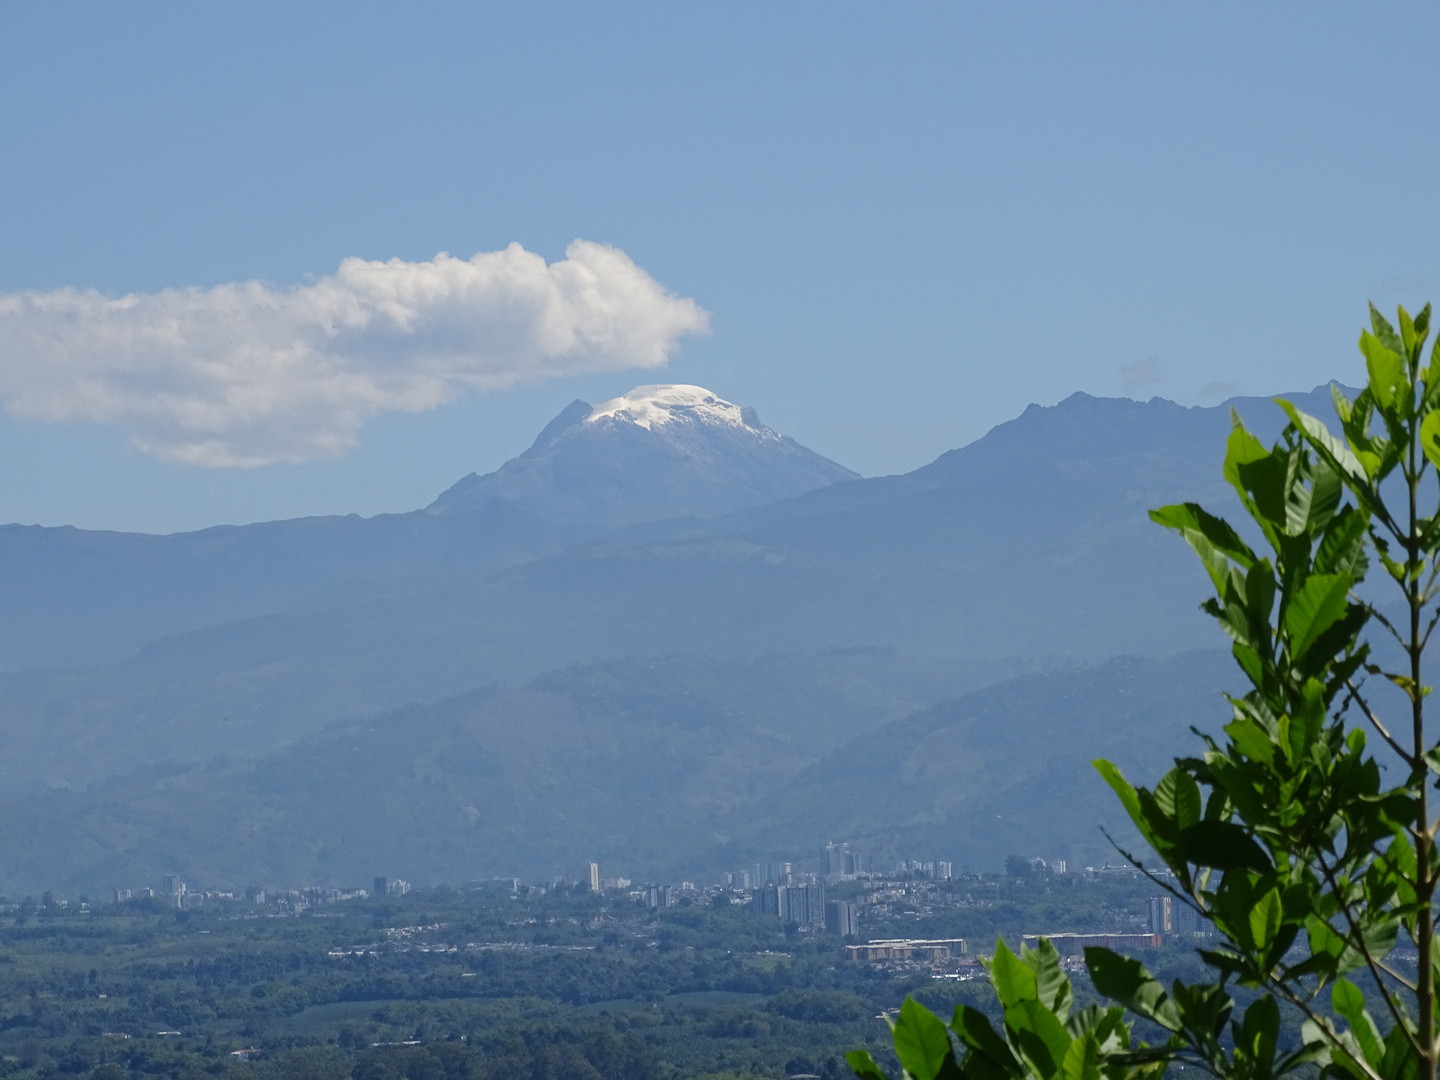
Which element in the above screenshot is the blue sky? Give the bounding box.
[2,3,1439,532]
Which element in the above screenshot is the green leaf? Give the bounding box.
[1283,573,1352,661]
[1022,938,1072,1021]
[1360,917,1399,963]
[1424,747,1440,777]
[1150,503,1256,594]
[952,1004,1022,1077]
[1332,979,1384,1068]
[1005,999,1073,1080]
[1083,948,1181,1031]
[1171,980,1234,1043]
[1243,561,1278,645]
[1091,761,1149,848]
[1302,914,1360,982]
[1177,821,1273,873]
[1150,502,1256,564]
[847,1050,892,1080]
[1399,304,1418,356]
[1224,717,1276,766]
[1427,331,1440,406]
[892,998,957,1080]
[1315,505,1369,577]
[1235,452,1290,528]
[1153,768,1202,830]
[1332,381,1354,421]
[989,939,1037,1009]
[1223,422,1272,506]
[1249,889,1282,956]
[1291,458,1343,536]
[1378,1021,1418,1080]
[1276,399,1371,485]
[1371,302,1404,354]
[1420,409,1440,472]
[1413,301,1430,341]
[1237,995,1280,1070]
[1060,1032,1102,1080]
[1361,330,1406,410]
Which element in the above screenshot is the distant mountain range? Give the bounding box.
[0,380,1350,892]
[0,385,851,670]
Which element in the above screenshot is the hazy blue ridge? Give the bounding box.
[0,383,1355,892]
[0,649,1234,895]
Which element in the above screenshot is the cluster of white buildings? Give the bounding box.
[112,875,382,911]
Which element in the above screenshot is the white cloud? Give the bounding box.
[0,241,710,466]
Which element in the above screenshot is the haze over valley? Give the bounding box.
[0,381,1342,894]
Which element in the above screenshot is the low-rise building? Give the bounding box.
[845,938,967,961]
[1021,933,1162,954]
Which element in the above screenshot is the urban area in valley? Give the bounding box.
[0,841,1219,1080]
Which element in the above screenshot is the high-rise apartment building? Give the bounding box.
[1146,895,1172,935]
[163,875,186,908]
[822,842,869,881]
[756,883,825,925]
[585,862,600,892]
[1148,896,1212,936]
[374,876,411,897]
[1172,902,1213,935]
[754,861,794,886]
[825,899,859,937]
[786,884,826,925]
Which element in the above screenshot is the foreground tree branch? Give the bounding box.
[851,303,1440,1080]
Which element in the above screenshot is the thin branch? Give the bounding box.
[1317,856,1425,1050]
[1270,979,1389,1080]
[1345,679,1417,767]
[1094,830,1424,1008]
[1099,828,1212,921]
[1417,560,1440,606]
[1364,603,1410,651]
[1375,957,1420,994]
[1421,605,1440,653]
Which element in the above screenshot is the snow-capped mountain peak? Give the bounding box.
[585,384,750,431]
[429,383,858,525]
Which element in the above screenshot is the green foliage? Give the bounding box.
[857,303,1440,1080]
[847,938,1160,1080]
[0,882,956,1079]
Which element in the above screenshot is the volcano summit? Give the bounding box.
[428,384,859,526]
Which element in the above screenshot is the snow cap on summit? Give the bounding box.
[585,384,751,431]
[428,381,856,523]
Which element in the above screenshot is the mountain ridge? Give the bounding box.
[0,383,1350,802]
